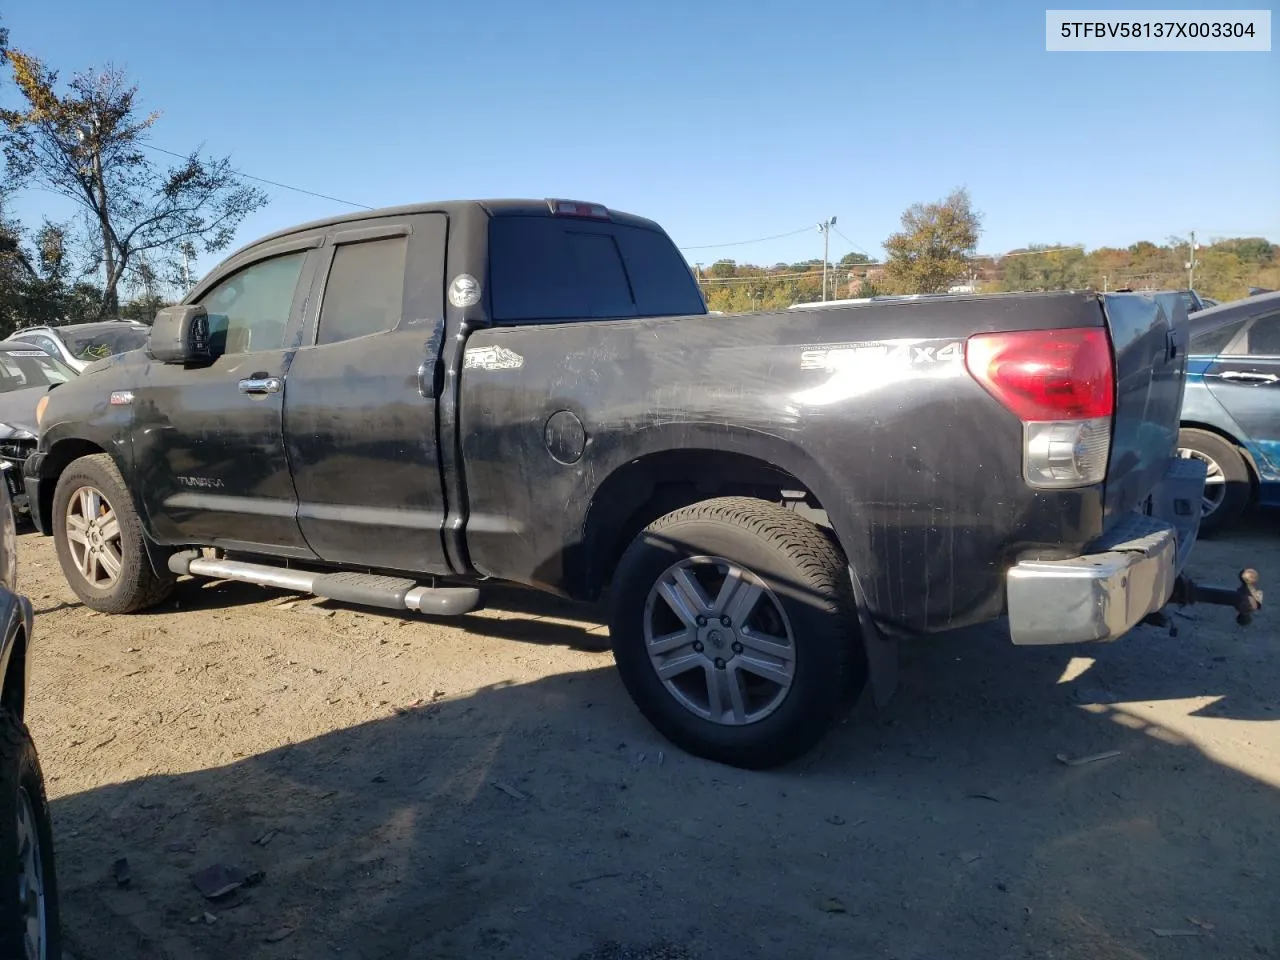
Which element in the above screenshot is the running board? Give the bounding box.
[167,552,480,616]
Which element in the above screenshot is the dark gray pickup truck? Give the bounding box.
[22,199,1259,768]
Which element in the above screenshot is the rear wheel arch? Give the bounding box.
[1178,420,1259,487]
[573,447,849,602]
[1176,424,1253,535]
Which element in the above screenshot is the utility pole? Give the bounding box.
[1186,231,1198,290]
[817,216,837,301]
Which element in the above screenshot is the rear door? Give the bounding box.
[282,213,452,575]
[1200,306,1280,474]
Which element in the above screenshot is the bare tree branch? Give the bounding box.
[1,50,268,315]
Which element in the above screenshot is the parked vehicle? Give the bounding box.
[0,346,79,520]
[0,465,60,958]
[21,198,1257,768]
[5,320,151,373]
[1178,290,1280,535]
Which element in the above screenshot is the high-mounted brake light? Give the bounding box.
[547,198,611,220]
[965,327,1115,489]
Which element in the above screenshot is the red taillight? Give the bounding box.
[965,327,1114,422]
[547,199,610,220]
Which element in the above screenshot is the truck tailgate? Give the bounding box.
[1101,292,1190,522]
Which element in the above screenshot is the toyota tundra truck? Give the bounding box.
[21,198,1260,768]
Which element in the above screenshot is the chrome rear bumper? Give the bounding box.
[1007,456,1205,646]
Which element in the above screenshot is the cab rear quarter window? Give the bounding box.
[488,216,703,323]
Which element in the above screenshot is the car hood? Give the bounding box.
[79,347,148,377]
[0,387,44,438]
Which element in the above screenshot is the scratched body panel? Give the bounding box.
[459,293,1117,635]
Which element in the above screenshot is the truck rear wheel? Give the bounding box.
[1176,428,1250,537]
[608,497,866,769]
[52,454,175,614]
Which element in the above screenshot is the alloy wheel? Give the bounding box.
[642,556,796,725]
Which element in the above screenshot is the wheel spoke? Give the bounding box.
[647,627,697,655]
[706,662,747,724]
[658,568,713,627]
[737,626,794,663]
[671,567,712,614]
[655,651,703,681]
[736,655,792,688]
[714,566,763,625]
[78,543,94,578]
[98,513,120,542]
[97,543,122,579]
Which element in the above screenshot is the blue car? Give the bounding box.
[1178,290,1280,535]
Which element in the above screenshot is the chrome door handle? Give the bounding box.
[238,377,282,395]
[1217,371,1279,384]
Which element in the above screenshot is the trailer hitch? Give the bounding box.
[1170,568,1263,626]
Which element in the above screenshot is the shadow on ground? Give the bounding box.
[46,574,1280,960]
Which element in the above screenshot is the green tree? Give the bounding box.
[0,50,268,316]
[998,245,1088,292]
[882,188,982,294]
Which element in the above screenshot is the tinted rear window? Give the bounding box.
[488,217,704,323]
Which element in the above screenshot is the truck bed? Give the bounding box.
[457,290,1189,636]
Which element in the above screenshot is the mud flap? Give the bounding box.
[850,568,898,708]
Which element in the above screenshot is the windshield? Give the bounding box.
[57,326,150,361]
[0,349,78,391]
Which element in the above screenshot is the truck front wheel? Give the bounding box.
[52,454,175,614]
[608,497,866,769]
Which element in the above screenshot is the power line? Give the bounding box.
[678,226,814,251]
[831,225,871,257]
[140,143,375,210]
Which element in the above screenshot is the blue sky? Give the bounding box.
[3,0,1277,280]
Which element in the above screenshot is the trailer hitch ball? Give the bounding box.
[1170,567,1263,626]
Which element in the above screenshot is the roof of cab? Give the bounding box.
[221,198,666,265]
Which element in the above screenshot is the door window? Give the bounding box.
[1190,318,1247,356]
[1244,313,1280,356]
[315,237,408,346]
[196,251,307,357]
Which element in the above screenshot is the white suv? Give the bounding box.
[5,320,151,372]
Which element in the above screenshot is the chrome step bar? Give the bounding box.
[167,552,481,616]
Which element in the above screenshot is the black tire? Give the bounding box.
[1177,428,1250,537]
[608,496,867,769]
[0,706,61,960]
[52,454,174,614]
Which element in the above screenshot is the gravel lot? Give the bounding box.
[19,518,1280,960]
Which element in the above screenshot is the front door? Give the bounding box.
[282,213,452,575]
[133,239,321,557]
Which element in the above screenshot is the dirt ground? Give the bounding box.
[17,517,1280,960]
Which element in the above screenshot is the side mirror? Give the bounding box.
[149,305,211,364]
